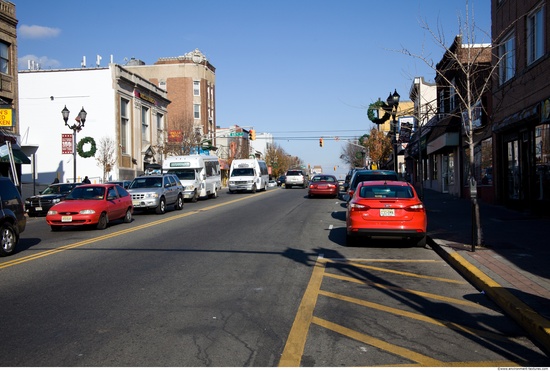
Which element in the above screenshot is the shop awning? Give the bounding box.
[0,143,31,164]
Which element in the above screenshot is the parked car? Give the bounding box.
[127,174,184,214]
[0,177,26,256]
[46,184,133,231]
[345,170,399,201]
[346,180,427,247]
[25,182,81,216]
[308,174,339,198]
[106,180,132,189]
[268,179,277,187]
[276,175,286,186]
[284,169,308,188]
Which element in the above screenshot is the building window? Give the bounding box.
[194,104,200,119]
[120,98,130,155]
[0,42,9,74]
[156,113,163,132]
[498,32,515,84]
[449,79,456,112]
[142,106,150,142]
[527,5,545,65]
[438,89,445,114]
[193,81,200,96]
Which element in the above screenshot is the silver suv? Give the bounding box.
[128,174,184,214]
[284,169,308,189]
[0,177,26,256]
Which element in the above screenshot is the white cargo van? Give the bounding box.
[163,155,221,202]
[228,159,269,193]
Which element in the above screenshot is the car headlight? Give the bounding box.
[185,185,194,191]
[145,193,159,198]
[229,181,235,185]
[47,210,58,215]
[247,180,254,184]
[79,210,96,215]
[25,200,30,204]
[52,198,61,204]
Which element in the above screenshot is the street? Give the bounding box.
[0,188,547,366]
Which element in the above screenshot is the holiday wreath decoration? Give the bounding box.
[367,100,391,125]
[77,136,97,158]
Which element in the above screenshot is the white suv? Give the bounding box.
[284,170,308,189]
[128,174,184,214]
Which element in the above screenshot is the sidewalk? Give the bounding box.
[422,188,550,356]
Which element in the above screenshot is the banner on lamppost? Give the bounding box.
[62,134,73,154]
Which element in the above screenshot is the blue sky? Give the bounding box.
[14,0,491,177]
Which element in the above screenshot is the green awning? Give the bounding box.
[0,144,31,164]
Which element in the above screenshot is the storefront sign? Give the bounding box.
[168,130,183,143]
[0,108,13,127]
[541,98,550,123]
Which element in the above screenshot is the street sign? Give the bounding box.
[229,132,243,137]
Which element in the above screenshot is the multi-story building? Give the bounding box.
[125,49,216,151]
[0,0,31,182]
[18,65,169,183]
[492,0,550,214]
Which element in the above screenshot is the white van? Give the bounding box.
[228,159,269,193]
[163,155,221,202]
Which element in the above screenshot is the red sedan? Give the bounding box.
[308,174,339,198]
[46,184,133,231]
[346,180,427,247]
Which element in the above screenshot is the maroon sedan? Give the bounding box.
[308,174,339,198]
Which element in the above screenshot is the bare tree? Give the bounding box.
[95,136,117,182]
[264,143,293,179]
[398,1,497,247]
[156,113,200,157]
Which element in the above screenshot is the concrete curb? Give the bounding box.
[428,236,550,357]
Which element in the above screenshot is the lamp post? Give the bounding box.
[62,106,87,182]
[385,89,400,173]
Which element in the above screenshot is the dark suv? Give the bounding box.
[25,182,81,216]
[128,174,184,214]
[345,170,399,201]
[0,177,26,256]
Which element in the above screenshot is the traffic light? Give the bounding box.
[319,138,324,147]
[249,129,256,141]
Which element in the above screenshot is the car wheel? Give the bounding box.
[346,234,358,247]
[156,198,166,214]
[123,208,132,223]
[175,194,184,210]
[191,190,198,203]
[96,212,108,230]
[0,223,17,257]
[50,225,62,232]
[308,193,313,198]
[252,185,257,193]
[286,185,292,189]
[212,188,218,198]
[414,235,427,247]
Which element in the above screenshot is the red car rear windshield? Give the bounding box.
[359,185,413,199]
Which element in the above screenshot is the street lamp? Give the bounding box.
[62,106,87,182]
[386,89,400,173]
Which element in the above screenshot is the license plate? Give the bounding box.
[61,215,72,222]
[35,207,42,211]
[380,209,395,217]
[133,201,141,206]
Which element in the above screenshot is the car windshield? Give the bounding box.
[129,178,163,188]
[287,171,302,176]
[359,185,413,199]
[167,169,196,180]
[353,173,398,186]
[66,187,105,200]
[231,168,254,177]
[41,184,75,195]
[312,176,336,182]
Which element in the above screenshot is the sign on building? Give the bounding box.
[62,134,73,154]
[0,108,13,127]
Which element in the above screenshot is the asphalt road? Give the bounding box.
[0,187,547,366]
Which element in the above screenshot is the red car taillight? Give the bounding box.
[405,203,425,212]
[349,202,370,211]
[309,184,317,189]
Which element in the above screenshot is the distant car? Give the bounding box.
[127,174,184,214]
[268,179,277,187]
[346,180,427,247]
[276,175,286,186]
[285,169,308,188]
[308,174,339,198]
[345,170,399,201]
[46,184,133,231]
[0,177,26,256]
[106,180,132,189]
[25,182,82,216]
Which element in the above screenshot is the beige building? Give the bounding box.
[125,49,216,151]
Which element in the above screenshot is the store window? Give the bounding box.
[120,98,130,155]
[481,138,493,185]
[0,42,9,74]
[141,106,150,142]
[535,124,550,201]
[507,140,520,199]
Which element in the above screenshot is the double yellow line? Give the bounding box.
[1,192,265,270]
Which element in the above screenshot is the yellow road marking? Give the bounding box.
[311,316,445,366]
[319,289,513,341]
[0,192,264,270]
[278,257,326,367]
[324,272,485,308]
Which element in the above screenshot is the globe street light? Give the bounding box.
[62,106,87,182]
[385,89,400,173]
